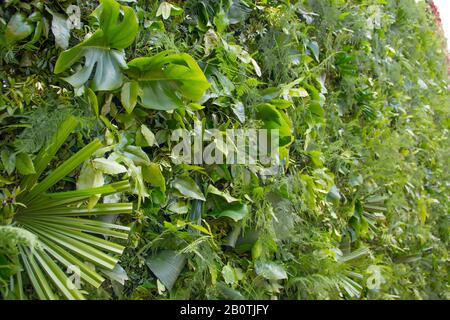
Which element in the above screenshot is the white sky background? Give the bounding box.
[434,0,450,51]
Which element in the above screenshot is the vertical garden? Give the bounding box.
[0,0,449,300]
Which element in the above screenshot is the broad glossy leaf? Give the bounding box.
[156,2,183,19]
[207,185,239,203]
[122,146,150,166]
[92,158,127,175]
[142,163,166,192]
[167,200,189,214]
[102,263,128,285]
[140,124,158,147]
[232,101,245,123]
[54,0,138,91]
[126,51,210,110]
[255,261,287,280]
[216,282,246,300]
[121,81,138,114]
[211,203,249,222]
[173,176,205,201]
[16,152,35,175]
[1,149,15,175]
[307,40,320,62]
[227,0,251,24]
[156,2,172,20]
[256,103,293,147]
[5,13,34,44]
[222,264,236,285]
[50,12,70,49]
[326,185,341,203]
[57,36,128,91]
[127,162,149,199]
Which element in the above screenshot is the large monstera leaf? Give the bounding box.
[54,0,138,91]
[125,50,210,110]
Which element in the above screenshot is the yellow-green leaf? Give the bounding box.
[16,152,36,175]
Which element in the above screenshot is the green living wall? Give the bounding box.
[0,0,449,300]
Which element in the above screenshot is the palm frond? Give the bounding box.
[9,116,133,300]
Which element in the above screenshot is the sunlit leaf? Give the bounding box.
[255,261,287,280]
[126,51,210,110]
[142,163,166,192]
[54,0,138,90]
[5,13,34,44]
[173,176,205,201]
[92,158,127,175]
[210,203,249,222]
[15,152,35,175]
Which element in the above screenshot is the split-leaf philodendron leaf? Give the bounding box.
[54,0,138,91]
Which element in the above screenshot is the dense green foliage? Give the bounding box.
[0,0,449,300]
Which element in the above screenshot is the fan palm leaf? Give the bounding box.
[4,116,133,300]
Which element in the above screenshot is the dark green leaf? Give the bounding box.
[146,250,186,291]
